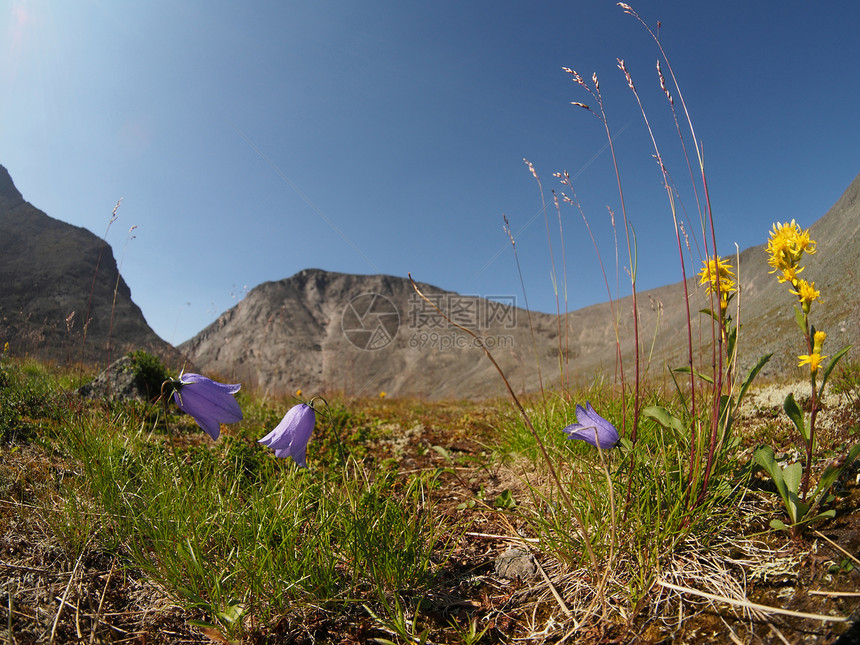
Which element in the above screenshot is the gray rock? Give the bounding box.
[494,546,536,580]
[78,355,153,402]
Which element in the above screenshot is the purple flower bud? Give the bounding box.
[562,402,619,450]
[259,404,316,467]
[172,372,242,440]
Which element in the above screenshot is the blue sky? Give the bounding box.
[2,1,858,344]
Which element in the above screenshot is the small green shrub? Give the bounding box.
[127,350,170,401]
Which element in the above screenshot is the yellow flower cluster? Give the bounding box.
[768,221,828,374]
[697,255,737,311]
[766,220,821,314]
[766,219,816,279]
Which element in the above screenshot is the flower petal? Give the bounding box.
[173,373,242,440]
[259,404,316,467]
[562,402,619,449]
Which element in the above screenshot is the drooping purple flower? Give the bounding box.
[562,402,619,450]
[172,372,242,440]
[258,403,316,467]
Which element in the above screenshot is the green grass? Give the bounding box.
[1,356,859,642]
[0,358,71,443]
[495,384,747,614]
[46,389,451,639]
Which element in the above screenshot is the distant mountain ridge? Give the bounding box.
[179,269,562,399]
[2,160,857,398]
[0,165,174,365]
[181,173,860,398]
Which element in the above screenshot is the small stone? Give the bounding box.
[494,546,536,580]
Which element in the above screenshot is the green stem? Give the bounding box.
[801,315,818,500]
[409,276,601,575]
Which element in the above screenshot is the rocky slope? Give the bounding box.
[179,269,565,399]
[0,165,174,366]
[182,173,860,399]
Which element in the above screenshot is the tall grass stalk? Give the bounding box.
[503,214,546,397]
[78,199,121,374]
[408,275,601,577]
[565,68,642,446]
[525,159,569,389]
[107,224,137,370]
[616,4,736,506]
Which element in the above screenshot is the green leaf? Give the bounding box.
[672,365,714,384]
[699,307,719,322]
[794,305,807,335]
[217,602,246,625]
[782,461,808,523]
[753,445,808,523]
[431,445,454,464]
[726,325,738,367]
[493,489,516,509]
[753,445,788,501]
[783,461,803,495]
[769,518,788,531]
[737,354,773,405]
[783,393,808,442]
[642,406,686,437]
[808,509,836,522]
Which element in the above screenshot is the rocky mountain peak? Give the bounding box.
[0,165,24,208]
[0,165,176,367]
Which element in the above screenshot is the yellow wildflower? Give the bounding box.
[766,220,816,274]
[379,391,387,399]
[813,330,826,355]
[794,227,817,255]
[296,389,302,397]
[790,279,821,313]
[698,256,736,311]
[798,352,826,375]
[777,264,803,285]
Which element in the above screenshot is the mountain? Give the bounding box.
[182,173,860,399]
[549,172,860,386]
[0,165,174,365]
[179,269,564,399]
[3,158,856,398]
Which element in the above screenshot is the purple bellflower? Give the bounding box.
[172,372,242,440]
[258,403,316,467]
[562,402,619,450]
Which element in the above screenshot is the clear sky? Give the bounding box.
[2,1,858,345]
